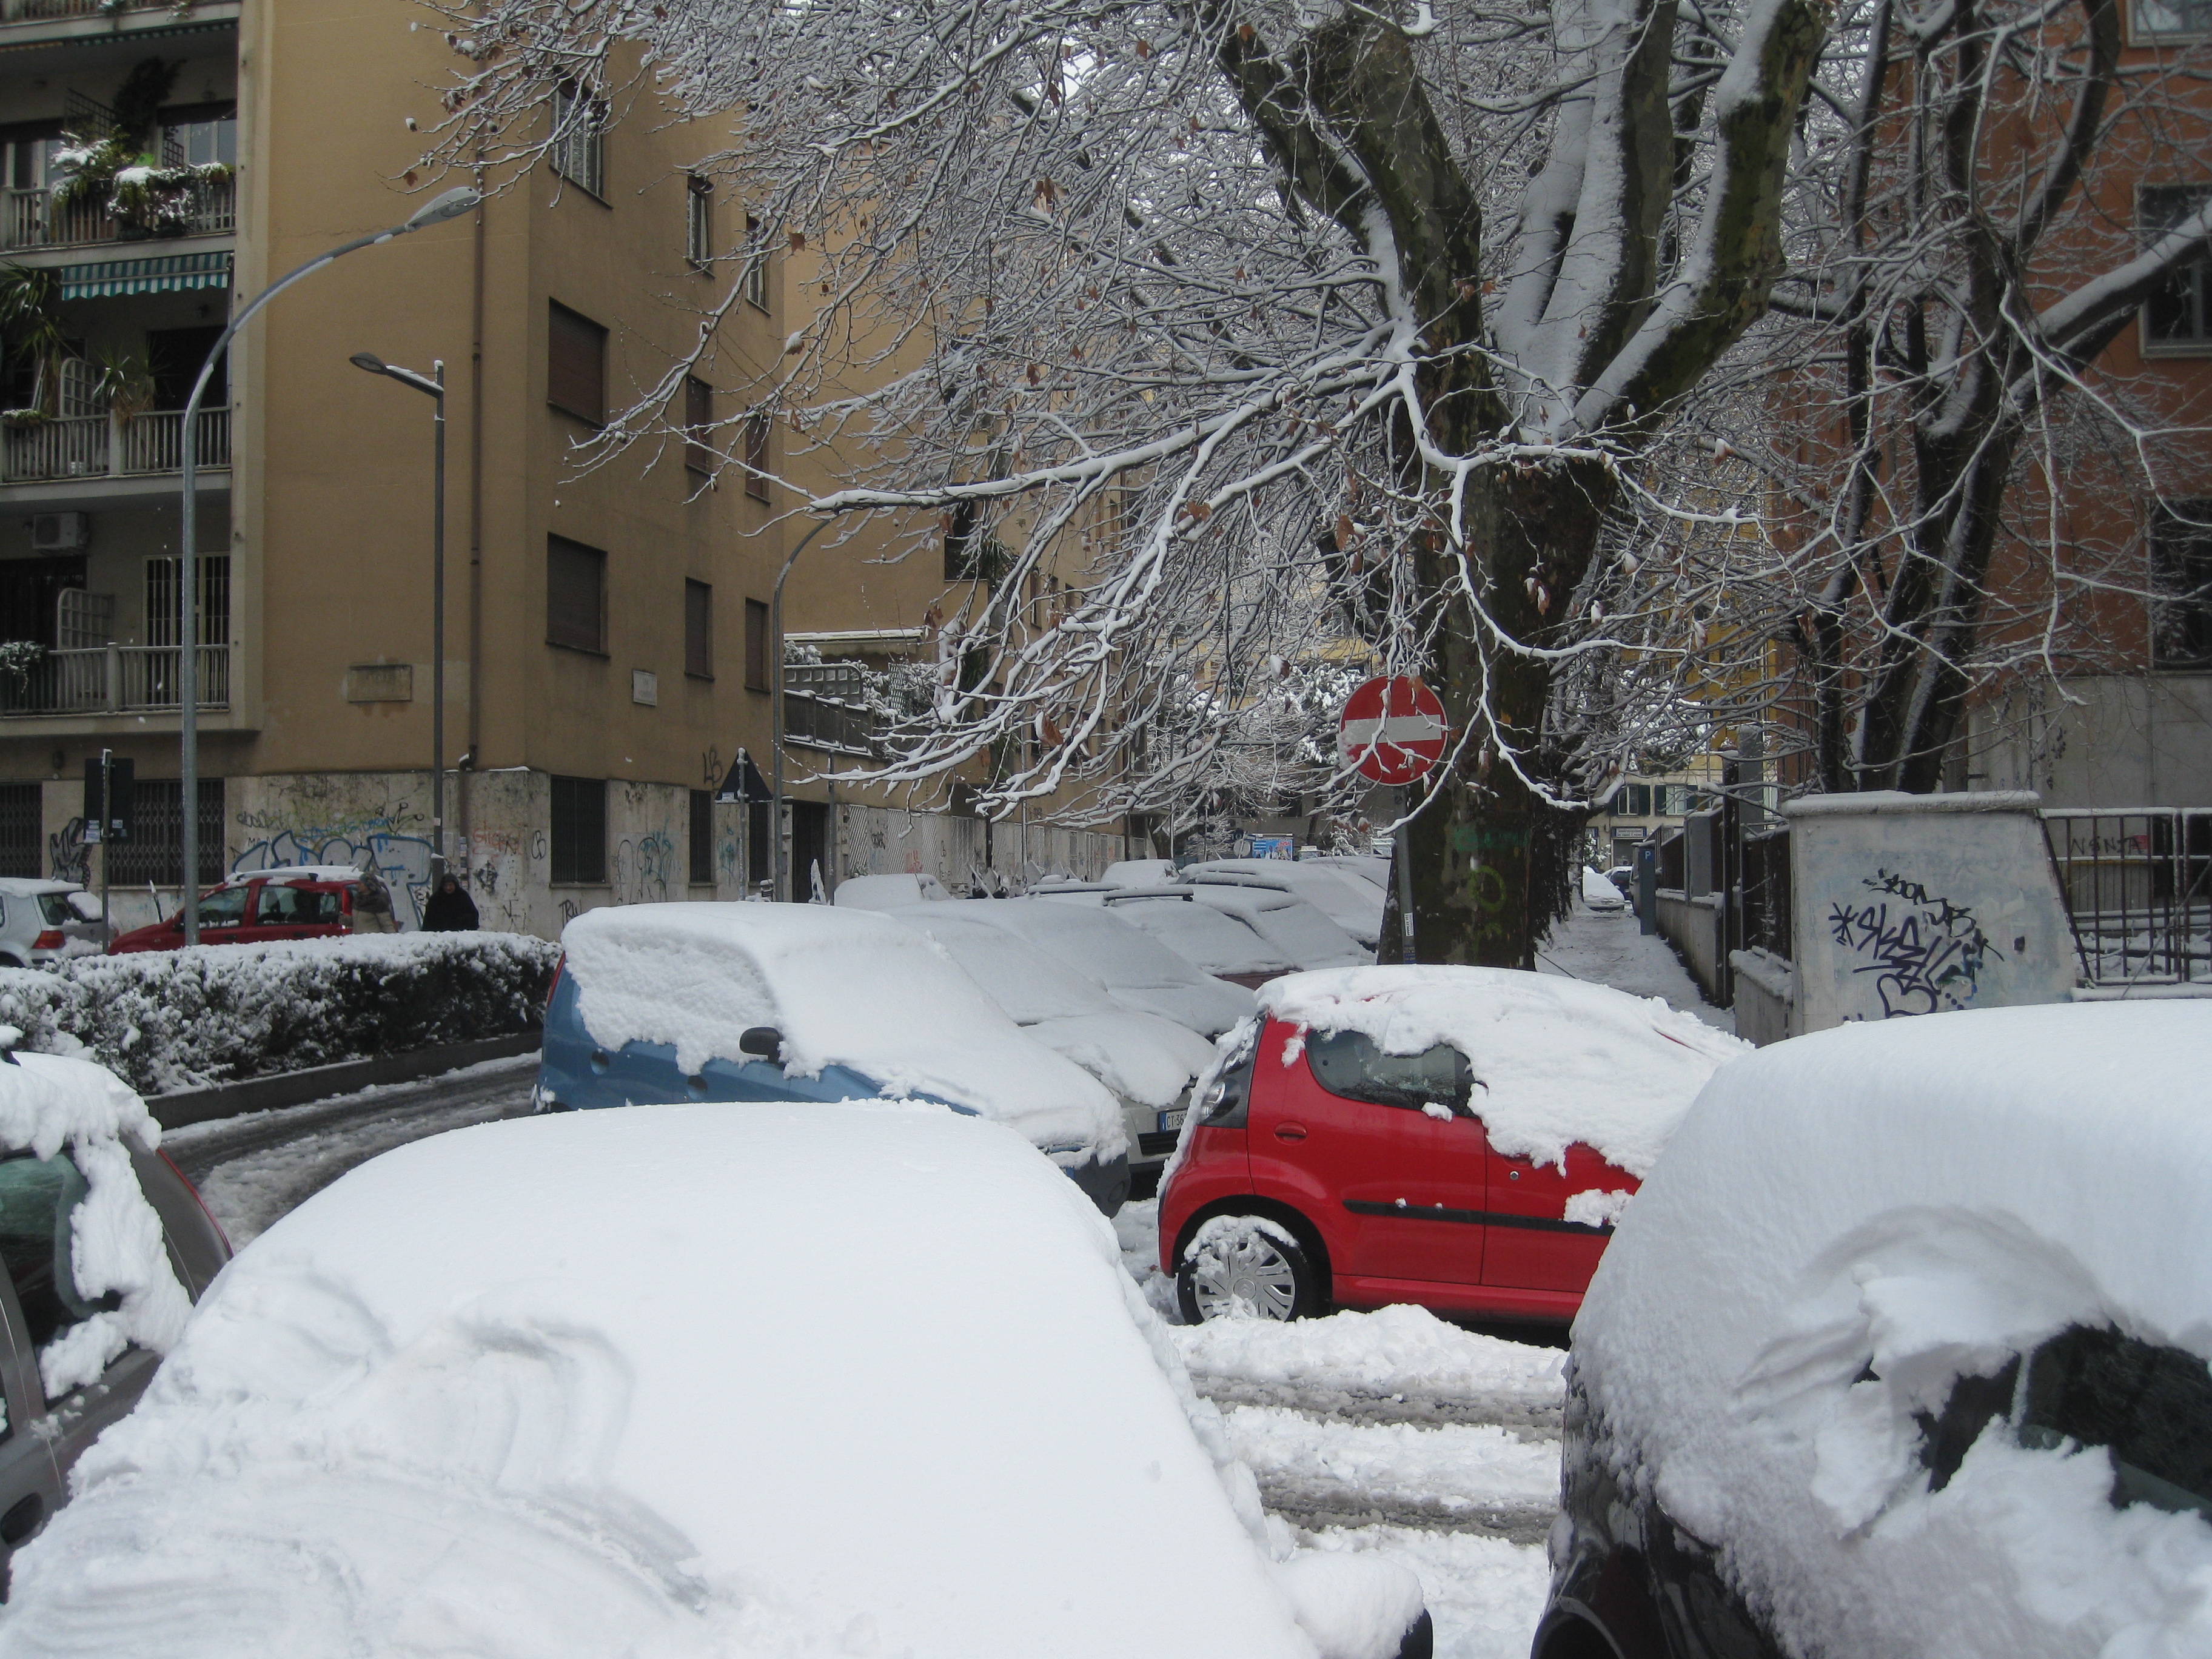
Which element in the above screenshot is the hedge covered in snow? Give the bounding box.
[0,932,561,1097]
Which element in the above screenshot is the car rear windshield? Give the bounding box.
[35,894,71,927]
[1305,1028,1471,1111]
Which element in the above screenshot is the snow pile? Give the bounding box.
[0,1051,191,1398]
[3,1104,1405,1659]
[1578,866,1626,910]
[0,931,558,1096]
[1173,1302,1566,1407]
[1575,1001,2212,1659]
[1261,967,1749,1175]
[1305,1527,1550,1659]
[561,904,1124,1158]
[1221,1406,1563,1517]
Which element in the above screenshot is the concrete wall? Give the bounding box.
[1729,947,1795,1046]
[1974,674,2212,808]
[1653,889,1724,1002]
[836,802,1124,893]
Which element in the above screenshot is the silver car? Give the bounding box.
[0,880,109,969]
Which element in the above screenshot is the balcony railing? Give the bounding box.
[3,0,173,16]
[0,643,229,716]
[783,662,882,756]
[2,407,230,484]
[1,175,234,251]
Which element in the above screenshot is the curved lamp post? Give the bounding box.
[178,186,478,943]
[348,352,446,882]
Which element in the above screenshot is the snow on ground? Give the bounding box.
[1539,893,1735,1033]
[1221,1406,1560,1528]
[1304,1526,1554,1659]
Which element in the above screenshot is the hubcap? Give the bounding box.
[1188,1227,1298,1321]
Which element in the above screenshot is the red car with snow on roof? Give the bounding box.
[1158,965,1748,1326]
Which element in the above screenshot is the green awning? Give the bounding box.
[58,250,232,301]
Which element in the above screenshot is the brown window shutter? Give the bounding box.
[548,302,607,424]
[685,377,714,475]
[745,411,771,500]
[745,597,769,691]
[546,535,606,652]
[686,578,713,677]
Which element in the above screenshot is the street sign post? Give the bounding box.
[1338,676,1447,963]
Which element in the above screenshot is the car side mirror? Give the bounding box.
[739,1026,784,1063]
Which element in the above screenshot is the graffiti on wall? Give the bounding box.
[1827,868,2003,1019]
[49,818,88,885]
[232,778,437,928]
[458,825,542,934]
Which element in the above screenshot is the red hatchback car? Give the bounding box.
[1159,967,1745,1326]
[109,870,364,954]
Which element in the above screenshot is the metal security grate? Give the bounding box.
[0,783,39,878]
[2043,809,2212,986]
[107,779,223,888]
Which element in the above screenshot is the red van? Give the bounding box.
[109,870,364,953]
[1158,969,1741,1326]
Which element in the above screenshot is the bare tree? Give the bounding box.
[424,0,1832,965]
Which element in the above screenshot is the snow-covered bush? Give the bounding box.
[0,933,559,1096]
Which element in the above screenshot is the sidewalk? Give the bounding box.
[1537,897,1735,1034]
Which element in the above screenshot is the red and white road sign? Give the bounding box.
[1338,675,1447,785]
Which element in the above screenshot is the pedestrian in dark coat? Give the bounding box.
[421,872,480,932]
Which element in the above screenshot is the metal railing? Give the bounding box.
[2,0,178,17]
[1,407,229,483]
[0,643,229,716]
[0,174,233,250]
[2043,808,2211,986]
[783,662,880,756]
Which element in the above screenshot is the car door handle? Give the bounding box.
[1273,1122,1307,1142]
[1,1493,42,1546]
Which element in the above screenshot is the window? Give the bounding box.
[161,103,237,168]
[2153,504,2212,668]
[686,174,712,269]
[944,501,979,582]
[147,326,225,410]
[2134,0,2212,34]
[0,782,38,879]
[744,410,771,500]
[0,1151,104,1389]
[546,535,607,654]
[1613,782,1652,817]
[549,776,607,885]
[549,81,606,198]
[685,578,713,679]
[191,885,250,928]
[548,302,608,424]
[742,213,769,310]
[745,598,770,692]
[107,778,223,887]
[2143,186,2212,346]
[1305,1029,1472,1113]
[684,377,715,477]
[689,788,713,886]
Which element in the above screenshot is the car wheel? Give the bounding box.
[1176,1213,1322,1323]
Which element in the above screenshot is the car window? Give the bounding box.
[1919,1324,2212,1524]
[193,886,251,928]
[0,1153,109,1396]
[33,895,69,928]
[257,885,344,926]
[1305,1028,1472,1111]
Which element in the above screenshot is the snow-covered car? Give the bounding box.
[0,1050,229,1586]
[1578,865,1627,911]
[535,903,1131,1212]
[1184,880,1372,971]
[1603,864,1635,894]
[1541,1001,2211,1659]
[1030,883,1298,988]
[1,1102,1435,1659]
[954,898,1255,1037]
[1161,966,1748,1326]
[883,904,1219,1173]
[1102,857,1181,888]
[0,879,108,967]
[1186,861,1386,950]
[832,870,953,908]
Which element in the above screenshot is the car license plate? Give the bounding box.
[1158,1108,1186,1134]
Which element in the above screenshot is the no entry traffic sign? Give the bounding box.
[1338,675,1447,785]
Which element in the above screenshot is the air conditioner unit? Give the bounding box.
[31,512,88,553]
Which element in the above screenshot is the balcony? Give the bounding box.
[2,407,229,484]
[0,642,228,716]
[2,0,181,16]
[2,175,234,252]
[783,662,882,757]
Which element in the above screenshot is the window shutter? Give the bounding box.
[685,578,713,678]
[745,598,769,692]
[685,377,714,475]
[546,536,606,652]
[548,302,606,424]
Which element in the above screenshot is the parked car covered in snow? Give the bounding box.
[1184,880,1372,972]
[0,880,109,967]
[1538,1000,2212,1659]
[1159,966,1746,1326]
[882,905,1218,1178]
[108,866,378,953]
[0,1050,229,1586]
[956,898,1255,1038]
[1185,860,1386,950]
[1082,887,1298,988]
[1,1102,1435,1659]
[832,870,954,908]
[535,903,1132,1212]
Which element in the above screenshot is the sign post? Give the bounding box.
[1338,675,1448,963]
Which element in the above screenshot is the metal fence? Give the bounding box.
[2042,809,2211,986]
[783,663,880,757]
[0,644,229,716]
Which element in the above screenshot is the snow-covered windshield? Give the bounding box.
[1189,888,1367,971]
[1105,896,1292,977]
[957,900,1253,1036]
[885,907,1118,1024]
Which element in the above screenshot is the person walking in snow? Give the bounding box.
[350,870,398,934]
[421,871,479,933]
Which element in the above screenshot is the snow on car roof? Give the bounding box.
[0,878,83,896]
[560,902,1122,1158]
[218,865,364,888]
[833,871,950,908]
[1574,1001,2212,1659]
[884,904,1119,1022]
[956,899,1254,1035]
[1259,965,1750,1176]
[2,1104,1335,1658]
[1102,891,1295,976]
[1187,884,1370,971]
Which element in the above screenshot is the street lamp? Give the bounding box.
[177,186,478,943]
[349,352,447,881]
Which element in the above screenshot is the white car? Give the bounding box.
[1080,887,1297,987]
[955,899,1255,1037]
[885,905,1219,1173]
[2,1104,1433,1659]
[1184,880,1370,971]
[0,879,108,967]
[1185,861,1385,950]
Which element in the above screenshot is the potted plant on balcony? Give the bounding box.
[0,264,63,429]
[0,642,47,695]
[49,59,232,241]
